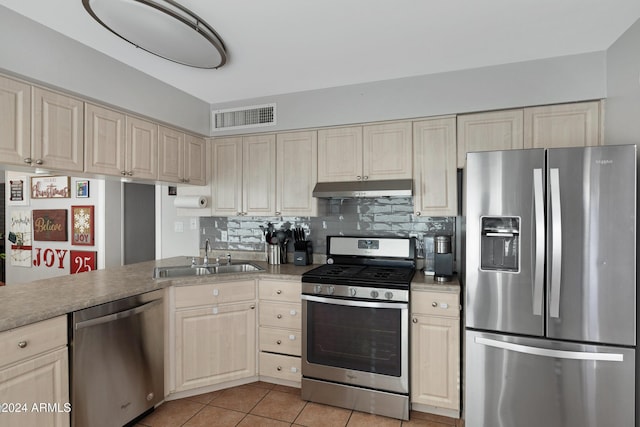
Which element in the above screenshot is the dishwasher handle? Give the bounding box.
[75,299,163,330]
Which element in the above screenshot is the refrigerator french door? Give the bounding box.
[465,145,637,427]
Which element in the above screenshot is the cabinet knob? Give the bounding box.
[412,318,418,324]
[127,171,134,176]
[276,340,282,345]
[35,159,43,165]
[275,211,281,216]
[276,290,282,295]
[17,341,27,349]
[363,175,369,180]
[276,366,282,371]
[356,175,362,181]
[277,314,282,319]
[415,211,421,216]
[121,171,127,176]
[24,157,32,165]
[432,301,438,307]
[250,305,256,310]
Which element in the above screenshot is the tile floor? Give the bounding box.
[135,382,464,427]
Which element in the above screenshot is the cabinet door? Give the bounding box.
[413,117,457,217]
[126,116,158,180]
[243,134,276,216]
[184,134,207,185]
[0,76,31,166]
[158,125,185,182]
[174,303,256,392]
[84,103,125,175]
[411,314,460,411]
[0,348,70,427]
[456,109,524,168]
[211,137,243,216]
[524,101,601,149]
[33,87,84,172]
[317,126,363,182]
[363,121,413,180]
[276,131,318,216]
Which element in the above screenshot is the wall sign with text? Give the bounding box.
[72,206,94,246]
[33,210,68,241]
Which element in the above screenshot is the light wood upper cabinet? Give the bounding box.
[0,75,31,166]
[456,109,524,168]
[85,106,159,180]
[126,116,158,180]
[363,121,413,180]
[211,135,276,216]
[411,291,460,416]
[276,131,318,216]
[317,126,363,182]
[524,101,601,148]
[318,122,412,182]
[243,134,277,215]
[33,87,84,172]
[413,117,457,217]
[158,126,206,184]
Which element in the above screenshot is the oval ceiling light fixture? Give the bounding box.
[82,0,227,69]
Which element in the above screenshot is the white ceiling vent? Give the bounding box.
[212,103,276,132]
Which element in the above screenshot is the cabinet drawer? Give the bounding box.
[0,316,67,368]
[259,327,301,356]
[175,280,256,308]
[259,279,301,303]
[259,301,301,329]
[412,291,460,318]
[259,352,301,382]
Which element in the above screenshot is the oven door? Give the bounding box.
[301,294,409,394]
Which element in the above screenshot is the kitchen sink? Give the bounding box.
[153,262,264,279]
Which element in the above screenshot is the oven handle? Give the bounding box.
[301,294,408,309]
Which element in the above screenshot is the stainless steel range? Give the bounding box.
[301,236,416,420]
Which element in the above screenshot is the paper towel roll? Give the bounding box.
[173,196,208,208]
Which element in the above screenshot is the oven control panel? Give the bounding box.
[302,283,408,303]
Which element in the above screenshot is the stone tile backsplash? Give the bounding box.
[200,197,455,256]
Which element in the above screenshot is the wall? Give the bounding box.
[158,185,201,260]
[210,52,607,136]
[0,5,211,135]
[4,172,104,285]
[605,18,640,145]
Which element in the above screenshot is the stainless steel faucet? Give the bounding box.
[203,238,211,266]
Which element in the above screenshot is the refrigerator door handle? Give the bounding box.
[475,337,624,362]
[532,168,544,316]
[549,168,562,318]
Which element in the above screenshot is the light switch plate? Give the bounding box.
[174,221,184,233]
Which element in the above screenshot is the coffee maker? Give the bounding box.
[434,235,453,282]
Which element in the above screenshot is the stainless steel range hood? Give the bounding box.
[312,179,413,198]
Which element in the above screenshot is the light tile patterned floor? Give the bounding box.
[135,382,464,427]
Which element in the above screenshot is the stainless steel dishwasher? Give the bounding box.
[70,289,164,427]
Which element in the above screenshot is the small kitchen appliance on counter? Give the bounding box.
[301,236,416,420]
[434,234,453,282]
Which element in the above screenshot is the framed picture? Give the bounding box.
[70,250,97,274]
[32,209,68,241]
[76,180,90,198]
[71,206,95,246]
[31,176,70,199]
[8,176,29,206]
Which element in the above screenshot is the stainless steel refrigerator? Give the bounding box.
[465,145,637,427]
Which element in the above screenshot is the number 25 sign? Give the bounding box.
[70,250,97,274]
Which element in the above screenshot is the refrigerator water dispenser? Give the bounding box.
[480,216,520,272]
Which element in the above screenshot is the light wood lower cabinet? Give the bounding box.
[258,279,302,385]
[170,281,257,393]
[0,316,69,427]
[411,290,460,417]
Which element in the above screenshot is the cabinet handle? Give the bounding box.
[275,211,281,216]
[356,175,362,181]
[432,302,438,307]
[277,314,282,319]
[276,340,282,345]
[412,318,418,324]
[250,305,255,310]
[363,176,369,180]
[127,171,133,176]
[276,290,282,295]
[415,211,421,216]
[17,341,27,349]
[24,157,32,165]
[35,159,43,165]
[277,366,282,371]
[121,171,127,176]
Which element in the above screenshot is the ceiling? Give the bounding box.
[1,0,640,105]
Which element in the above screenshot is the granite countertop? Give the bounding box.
[0,256,460,333]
